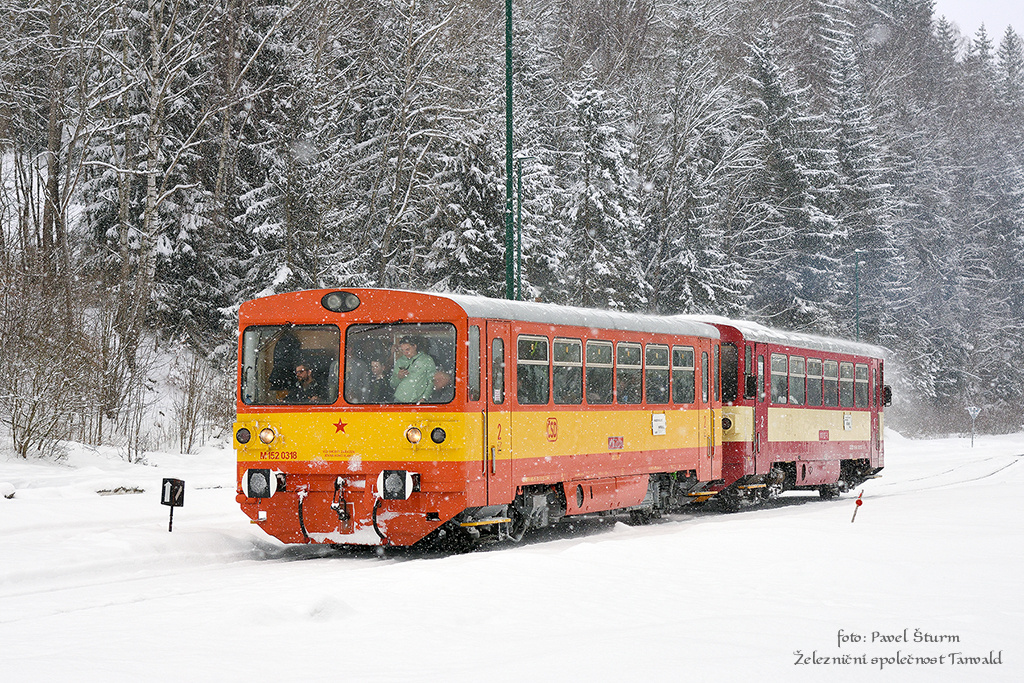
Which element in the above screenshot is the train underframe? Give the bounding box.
[715,458,882,510]
[431,471,715,548]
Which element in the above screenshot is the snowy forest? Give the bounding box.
[1,0,1022,457]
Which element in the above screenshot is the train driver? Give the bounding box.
[290,363,324,403]
[390,336,437,403]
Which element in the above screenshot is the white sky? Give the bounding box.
[932,0,1021,38]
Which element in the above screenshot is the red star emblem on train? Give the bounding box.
[333,419,347,433]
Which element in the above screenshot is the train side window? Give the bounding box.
[789,356,805,405]
[770,353,788,404]
[468,326,481,401]
[491,338,505,404]
[757,355,765,402]
[701,351,709,404]
[645,344,670,404]
[586,340,613,404]
[517,336,549,405]
[823,360,839,407]
[672,346,695,404]
[616,342,643,404]
[744,345,755,399]
[855,364,869,408]
[721,343,738,404]
[806,358,822,407]
[713,344,720,402]
[553,338,583,405]
[839,362,854,407]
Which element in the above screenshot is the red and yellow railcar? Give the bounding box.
[695,319,889,505]
[234,289,723,547]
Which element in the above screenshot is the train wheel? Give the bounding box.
[819,484,841,500]
[628,508,659,525]
[717,487,743,512]
[505,504,528,543]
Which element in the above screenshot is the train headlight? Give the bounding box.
[259,427,276,444]
[430,427,446,444]
[722,417,733,431]
[243,469,280,499]
[405,427,422,444]
[321,291,360,313]
[376,470,419,500]
[236,428,251,444]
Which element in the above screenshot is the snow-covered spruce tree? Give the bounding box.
[737,28,842,333]
[557,63,647,311]
[639,8,755,316]
[421,125,506,298]
[826,38,904,345]
[227,1,334,304]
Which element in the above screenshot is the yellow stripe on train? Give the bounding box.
[234,407,713,464]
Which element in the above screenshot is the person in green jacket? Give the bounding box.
[390,336,437,403]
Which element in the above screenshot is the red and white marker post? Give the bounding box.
[851,490,864,523]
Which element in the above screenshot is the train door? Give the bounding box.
[485,322,514,505]
[753,343,770,474]
[869,363,880,464]
[699,343,712,480]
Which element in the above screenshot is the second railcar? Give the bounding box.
[695,318,889,505]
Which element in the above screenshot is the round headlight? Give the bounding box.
[431,427,446,444]
[259,427,276,444]
[249,471,269,496]
[722,417,733,431]
[236,428,251,444]
[384,472,404,495]
[405,427,422,444]
[321,291,360,313]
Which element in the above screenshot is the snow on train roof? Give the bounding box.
[426,292,720,339]
[678,314,887,358]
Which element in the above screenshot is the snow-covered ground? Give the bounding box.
[1,431,1021,682]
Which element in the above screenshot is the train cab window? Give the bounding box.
[789,356,805,405]
[806,358,823,407]
[770,354,789,404]
[672,346,695,404]
[855,364,869,408]
[823,360,839,407]
[839,362,855,407]
[492,338,505,404]
[553,338,583,405]
[645,345,670,404]
[242,324,340,405]
[517,336,550,405]
[721,343,738,404]
[586,341,613,404]
[344,323,456,404]
[468,326,481,401]
[701,352,710,403]
[616,343,643,404]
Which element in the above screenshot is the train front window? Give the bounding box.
[241,325,340,405]
[344,323,456,404]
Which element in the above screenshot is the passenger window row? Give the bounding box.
[770,353,870,408]
[516,336,709,407]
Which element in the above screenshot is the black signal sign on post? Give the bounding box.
[161,478,185,531]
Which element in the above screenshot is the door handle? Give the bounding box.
[490,447,496,474]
